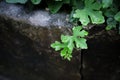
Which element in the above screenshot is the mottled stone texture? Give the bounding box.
[0,22,80,80]
[0,1,120,80]
[0,2,80,80]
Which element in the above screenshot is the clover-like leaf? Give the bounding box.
[89,11,105,24]
[73,0,104,26]
[75,38,88,49]
[73,9,90,26]
[73,26,82,37]
[73,26,88,37]
[51,41,65,51]
[78,30,88,37]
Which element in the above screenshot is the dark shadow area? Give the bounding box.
[0,18,49,80]
[82,37,120,80]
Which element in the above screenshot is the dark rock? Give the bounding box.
[82,30,120,80]
[0,1,80,80]
[0,1,120,80]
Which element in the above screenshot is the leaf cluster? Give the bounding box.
[51,26,88,61]
[72,0,120,33]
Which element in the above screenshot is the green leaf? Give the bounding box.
[91,1,101,10]
[114,11,120,22]
[75,38,88,49]
[85,0,101,10]
[70,0,84,9]
[102,0,113,8]
[6,0,27,4]
[106,25,113,30]
[51,41,65,51]
[47,1,63,13]
[73,26,82,37]
[61,35,71,43]
[73,0,104,25]
[106,17,117,30]
[89,11,105,24]
[66,54,72,61]
[49,0,70,13]
[104,8,117,17]
[31,0,41,5]
[67,39,74,52]
[73,26,88,37]
[78,30,88,37]
[60,47,68,57]
[73,9,90,26]
[60,47,72,61]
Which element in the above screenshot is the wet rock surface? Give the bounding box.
[0,1,80,80]
[0,1,72,27]
[82,29,120,80]
[0,1,120,80]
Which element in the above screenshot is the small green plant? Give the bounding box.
[51,26,88,61]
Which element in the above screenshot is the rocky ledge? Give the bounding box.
[0,1,120,80]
